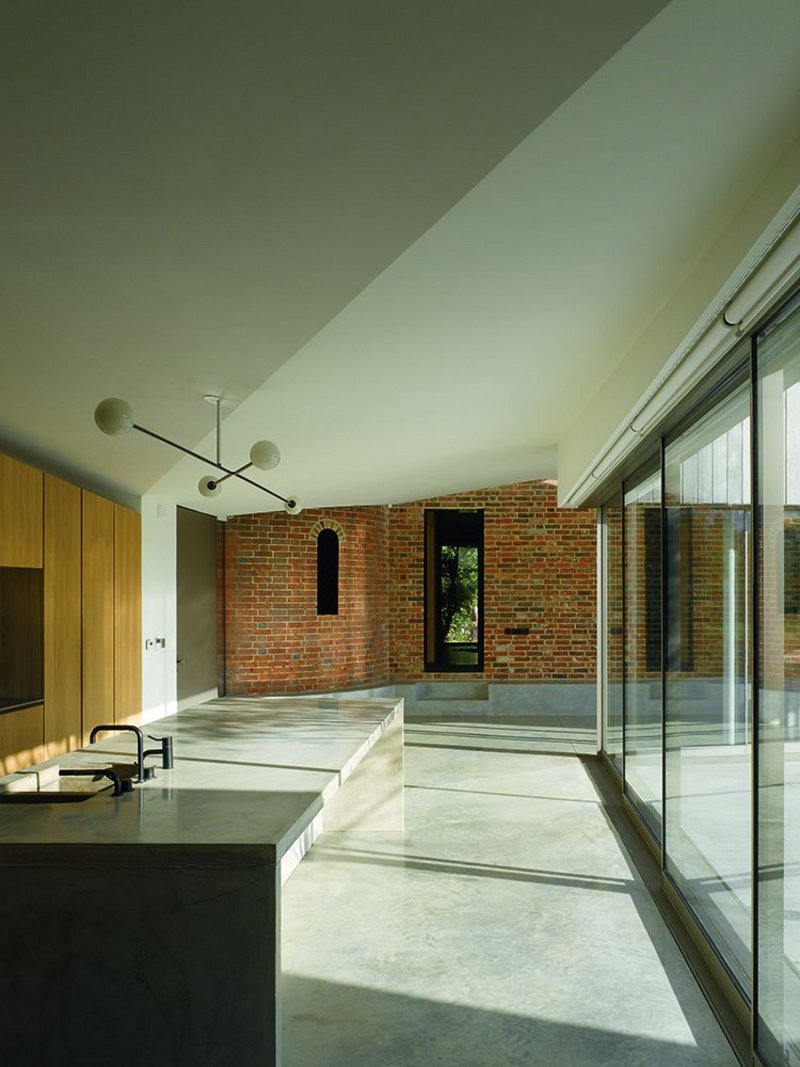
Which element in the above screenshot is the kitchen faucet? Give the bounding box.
[143,734,175,770]
[89,724,154,782]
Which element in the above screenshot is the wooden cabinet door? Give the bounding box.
[0,704,44,775]
[44,475,82,756]
[114,504,142,726]
[0,454,43,567]
[82,491,115,741]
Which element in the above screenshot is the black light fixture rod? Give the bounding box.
[133,423,228,471]
[235,471,295,507]
[213,461,253,487]
[132,423,294,506]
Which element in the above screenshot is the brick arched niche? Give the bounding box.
[309,519,346,541]
[312,519,344,615]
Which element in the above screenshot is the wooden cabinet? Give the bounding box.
[0,704,44,775]
[44,475,82,757]
[0,451,143,772]
[82,491,115,742]
[114,504,142,726]
[0,454,42,567]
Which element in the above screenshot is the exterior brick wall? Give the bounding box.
[220,480,597,694]
[624,500,661,683]
[605,496,624,687]
[669,506,749,679]
[222,506,389,694]
[614,501,760,688]
[388,481,596,682]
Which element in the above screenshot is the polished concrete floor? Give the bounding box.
[282,718,738,1066]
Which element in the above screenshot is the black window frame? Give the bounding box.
[424,508,484,672]
[316,528,339,616]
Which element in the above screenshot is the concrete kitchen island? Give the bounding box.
[0,695,403,1067]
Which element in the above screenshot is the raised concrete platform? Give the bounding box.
[312,681,598,721]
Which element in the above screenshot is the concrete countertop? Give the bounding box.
[0,695,402,865]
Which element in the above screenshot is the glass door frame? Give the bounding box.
[621,452,664,844]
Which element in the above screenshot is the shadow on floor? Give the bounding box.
[282,974,733,1067]
[308,842,632,894]
[406,782,601,805]
[405,716,596,757]
[405,740,582,757]
[581,756,750,1065]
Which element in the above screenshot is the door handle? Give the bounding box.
[177,657,187,665]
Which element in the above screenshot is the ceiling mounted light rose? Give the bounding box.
[93,395,300,513]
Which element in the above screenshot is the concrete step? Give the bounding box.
[414,682,489,702]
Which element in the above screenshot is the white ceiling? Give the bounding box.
[2,0,798,514]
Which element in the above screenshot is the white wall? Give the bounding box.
[140,496,177,724]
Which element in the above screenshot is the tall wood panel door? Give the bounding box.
[44,475,82,756]
[114,504,142,726]
[0,453,43,567]
[82,491,114,741]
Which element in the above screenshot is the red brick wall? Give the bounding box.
[222,506,389,694]
[605,496,624,686]
[220,480,597,693]
[388,481,596,681]
[669,505,749,679]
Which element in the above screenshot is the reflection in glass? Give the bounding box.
[603,495,623,770]
[665,379,752,995]
[624,466,662,836]
[756,292,800,1067]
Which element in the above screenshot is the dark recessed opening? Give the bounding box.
[317,529,339,615]
[0,567,43,712]
[424,509,484,671]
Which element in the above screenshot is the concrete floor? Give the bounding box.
[282,718,738,1067]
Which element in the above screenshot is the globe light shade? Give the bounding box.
[249,439,281,471]
[94,397,134,436]
[198,475,222,498]
[284,496,301,515]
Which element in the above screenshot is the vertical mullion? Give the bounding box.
[221,519,227,697]
[478,512,485,673]
[597,508,605,756]
[621,486,627,787]
[660,437,668,872]
[749,332,760,1055]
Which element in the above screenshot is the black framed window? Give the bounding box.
[424,509,483,671]
[316,528,339,615]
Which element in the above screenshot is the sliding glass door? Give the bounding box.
[664,377,752,996]
[756,291,800,1067]
[595,287,800,1062]
[624,462,662,836]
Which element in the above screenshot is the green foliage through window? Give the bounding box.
[440,545,478,642]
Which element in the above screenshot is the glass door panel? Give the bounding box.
[602,494,623,771]
[756,291,800,1067]
[665,379,752,995]
[624,464,662,836]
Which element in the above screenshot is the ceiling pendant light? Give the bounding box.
[93,396,300,513]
